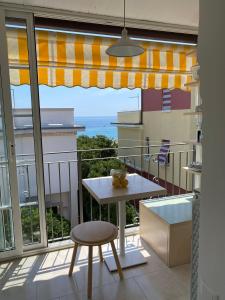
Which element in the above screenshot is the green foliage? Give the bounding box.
[21,206,71,243]
[78,135,117,160]
[1,210,14,249]
[21,206,41,243]
[45,209,71,240]
[87,159,123,178]
[78,135,120,178]
[77,135,138,225]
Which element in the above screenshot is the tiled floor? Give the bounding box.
[0,235,191,300]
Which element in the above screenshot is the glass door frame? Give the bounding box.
[0,8,47,259]
[0,64,23,259]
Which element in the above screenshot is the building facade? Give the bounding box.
[14,108,82,225]
[117,88,198,192]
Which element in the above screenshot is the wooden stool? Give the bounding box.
[68,221,123,298]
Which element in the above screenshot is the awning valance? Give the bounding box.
[7,28,196,90]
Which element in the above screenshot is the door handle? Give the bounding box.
[9,142,15,157]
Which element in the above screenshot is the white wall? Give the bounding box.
[12,107,79,225]
[198,0,225,299]
[13,108,75,127]
[0,0,199,27]
[40,108,75,127]
[42,133,77,195]
[15,132,78,224]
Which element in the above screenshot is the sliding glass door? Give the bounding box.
[0,66,22,257]
[0,8,46,259]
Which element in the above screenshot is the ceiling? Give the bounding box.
[0,0,199,33]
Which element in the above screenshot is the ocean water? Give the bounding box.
[75,116,118,140]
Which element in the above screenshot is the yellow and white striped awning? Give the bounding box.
[7,28,197,90]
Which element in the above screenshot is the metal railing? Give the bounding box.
[77,145,194,226]
[0,142,195,247]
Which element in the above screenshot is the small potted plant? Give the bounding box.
[110,168,128,188]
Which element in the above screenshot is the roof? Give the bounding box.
[14,124,85,131]
[111,122,143,128]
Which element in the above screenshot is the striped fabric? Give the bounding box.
[7,28,196,90]
[162,89,172,111]
[158,139,170,165]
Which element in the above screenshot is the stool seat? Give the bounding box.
[71,221,118,246]
[69,221,123,298]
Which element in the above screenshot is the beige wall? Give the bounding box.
[118,110,141,123]
[117,108,198,190]
[142,110,196,144]
[143,109,196,190]
[117,110,143,168]
[118,125,144,169]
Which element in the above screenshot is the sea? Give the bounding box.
[75,116,118,140]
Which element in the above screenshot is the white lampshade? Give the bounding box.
[106,28,145,57]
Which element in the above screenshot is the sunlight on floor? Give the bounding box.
[0,235,190,300]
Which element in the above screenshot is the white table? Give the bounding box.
[82,173,166,271]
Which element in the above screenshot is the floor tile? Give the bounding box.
[60,293,81,300]
[134,269,187,300]
[61,278,147,300]
[0,283,37,300]
[111,236,167,281]
[0,234,191,300]
[72,259,115,292]
[168,264,191,292]
[36,273,78,300]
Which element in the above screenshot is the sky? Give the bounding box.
[12,86,141,117]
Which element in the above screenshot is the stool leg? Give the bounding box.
[69,243,78,276]
[98,245,104,262]
[110,240,123,279]
[88,246,93,299]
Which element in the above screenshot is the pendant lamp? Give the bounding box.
[106,0,145,57]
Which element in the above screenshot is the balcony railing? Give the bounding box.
[0,142,195,248]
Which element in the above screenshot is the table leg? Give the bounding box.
[104,200,147,272]
[118,200,126,256]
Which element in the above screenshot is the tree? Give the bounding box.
[77,135,138,225]
[21,207,71,243]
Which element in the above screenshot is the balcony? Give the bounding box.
[0,234,190,300]
[5,143,195,245]
[0,143,194,300]
[0,142,196,245]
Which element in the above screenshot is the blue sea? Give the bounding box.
[75,116,118,140]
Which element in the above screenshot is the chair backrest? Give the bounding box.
[158,139,170,165]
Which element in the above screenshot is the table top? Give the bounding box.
[141,194,193,225]
[82,173,166,205]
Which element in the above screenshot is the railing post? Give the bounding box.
[77,151,84,223]
[185,151,189,192]
[140,146,143,176]
[171,152,175,195]
[178,152,182,194]
[192,145,197,191]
